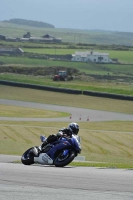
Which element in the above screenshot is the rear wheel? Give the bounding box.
[21,148,34,165]
[54,149,76,167]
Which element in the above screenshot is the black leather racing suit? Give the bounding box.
[41,128,73,148]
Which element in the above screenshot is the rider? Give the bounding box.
[32,122,79,156]
[42,122,79,148]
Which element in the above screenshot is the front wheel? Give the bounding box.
[54,149,76,167]
[21,148,34,165]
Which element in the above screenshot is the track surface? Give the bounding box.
[0,99,133,122]
[1,99,133,199]
[0,160,133,200]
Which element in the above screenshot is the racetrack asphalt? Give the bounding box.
[0,99,133,122]
[1,162,133,200]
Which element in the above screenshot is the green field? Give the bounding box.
[0,104,69,118]
[22,48,133,63]
[0,22,133,45]
[1,85,133,114]
[0,73,133,96]
[0,37,133,97]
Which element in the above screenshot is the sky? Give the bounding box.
[0,0,133,32]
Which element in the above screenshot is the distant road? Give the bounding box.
[0,99,133,122]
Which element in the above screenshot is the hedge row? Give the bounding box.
[83,90,133,101]
[0,80,133,101]
[0,80,82,95]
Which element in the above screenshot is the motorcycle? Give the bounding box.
[21,134,81,167]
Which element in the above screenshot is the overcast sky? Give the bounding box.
[0,0,133,32]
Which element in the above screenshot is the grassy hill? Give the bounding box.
[0,22,133,45]
[2,18,55,28]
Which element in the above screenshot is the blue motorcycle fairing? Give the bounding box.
[45,136,81,160]
[46,139,72,160]
[68,136,81,152]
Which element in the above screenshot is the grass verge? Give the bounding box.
[0,104,69,118]
[70,162,133,169]
[0,85,133,114]
[0,121,133,168]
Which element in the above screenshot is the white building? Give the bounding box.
[71,51,113,63]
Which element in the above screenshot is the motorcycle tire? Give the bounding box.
[54,149,76,167]
[21,148,34,165]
